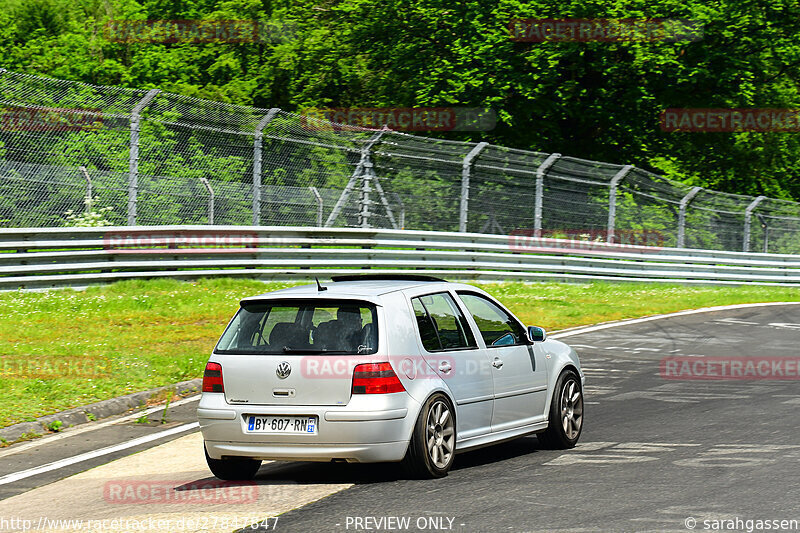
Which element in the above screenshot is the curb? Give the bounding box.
[0,378,202,444]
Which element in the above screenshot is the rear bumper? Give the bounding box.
[204,440,409,463]
[198,392,418,463]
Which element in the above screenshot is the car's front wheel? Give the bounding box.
[204,445,261,480]
[402,393,456,478]
[537,369,583,449]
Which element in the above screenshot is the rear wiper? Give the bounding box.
[282,347,353,354]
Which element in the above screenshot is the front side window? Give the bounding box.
[215,300,377,355]
[457,292,527,347]
[412,292,477,352]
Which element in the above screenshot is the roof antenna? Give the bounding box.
[315,277,327,291]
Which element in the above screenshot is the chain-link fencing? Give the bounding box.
[1,68,799,253]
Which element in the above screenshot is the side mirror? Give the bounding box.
[527,326,547,343]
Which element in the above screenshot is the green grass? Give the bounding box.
[1,278,798,428]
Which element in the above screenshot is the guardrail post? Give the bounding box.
[743,195,767,252]
[677,186,703,248]
[78,166,92,213]
[199,178,215,224]
[253,108,280,226]
[606,165,633,243]
[309,186,323,227]
[533,153,561,238]
[128,89,161,226]
[459,142,489,233]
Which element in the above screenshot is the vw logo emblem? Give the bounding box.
[276,361,291,379]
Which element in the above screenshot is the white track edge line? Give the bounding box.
[0,422,199,486]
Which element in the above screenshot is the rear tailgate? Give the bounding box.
[213,297,382,406]
[219,354,370,406]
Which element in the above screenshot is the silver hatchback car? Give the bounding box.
[199,275,584,479]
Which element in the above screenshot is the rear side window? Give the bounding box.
[457,292,527,347]
[215,300,377,355]
[411,292,477,352]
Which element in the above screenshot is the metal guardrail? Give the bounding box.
[1,226,799,290]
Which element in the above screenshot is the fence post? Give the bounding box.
[253,108,281,226]
[677,186,703,248]
[360,160,372,228]
[755,213,770,253]
[78,166,92,213]
[606,165,633,243]
[359,130,390,228]
[394,192,406,230]
[199,178,215,225]
[743,195,767,252]
[533,153,561,238]
[326,129,387,228]
[128,89,161,226]
[459,142,489,233]
[309,186,323,227]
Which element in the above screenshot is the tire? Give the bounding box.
[204,445,262,481]
[537,369,584,450]
[402,393,456,478]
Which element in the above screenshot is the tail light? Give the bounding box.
[203,362,224,393]
[352,362,405,394]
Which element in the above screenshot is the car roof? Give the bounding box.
[240,278,479,303]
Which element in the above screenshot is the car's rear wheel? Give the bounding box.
[402,393,455,478]
[204,445,261,480]
[537,369,583,449]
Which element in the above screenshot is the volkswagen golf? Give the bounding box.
[198,275,584,479]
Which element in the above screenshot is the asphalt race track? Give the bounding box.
[258,303,800,532]
[2,303,800,533]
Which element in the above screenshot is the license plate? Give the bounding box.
[245,415,317,434]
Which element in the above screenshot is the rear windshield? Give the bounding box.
[215,300,378,355]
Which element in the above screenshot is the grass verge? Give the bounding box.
[1,278,798,427]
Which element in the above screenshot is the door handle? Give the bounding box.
[492,357,504,369]
[438,361,452,373]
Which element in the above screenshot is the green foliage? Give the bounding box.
[1,0,800,202]
[64,197,115,227]
[160,395,170,424]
